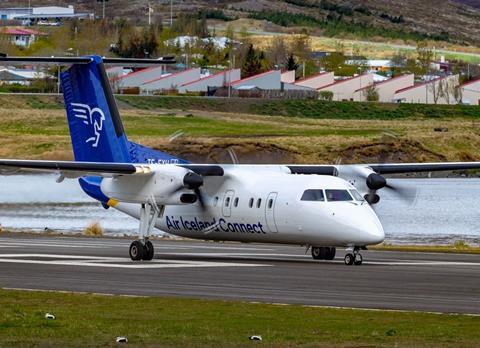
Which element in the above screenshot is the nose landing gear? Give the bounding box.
[344,247,363,265]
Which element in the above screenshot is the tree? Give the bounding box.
[391,52,406,76]
[363,85,379,102]
[289,34,311,60]
[319,90,334,101]
[114,26,159,58]
[268,37,288,68]
[285,54,299,71]
[453,85,463,104]
[416,42,433,76]
[242,44,262,77]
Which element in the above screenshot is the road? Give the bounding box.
[0,235,479,314]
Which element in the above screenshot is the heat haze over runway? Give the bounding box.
[0,235,479,315]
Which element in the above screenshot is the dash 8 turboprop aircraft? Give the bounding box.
[1,56,480,265]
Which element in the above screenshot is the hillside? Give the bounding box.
[454,0,480,9]
[2,0,480,45]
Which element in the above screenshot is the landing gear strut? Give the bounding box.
[311,246,336,260]
[344,247,363,266]
[129,202,163,261]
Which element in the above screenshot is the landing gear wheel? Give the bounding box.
[129,241,144,261]
[143,240,154,261]
[311,247,322,260]
[344,253,354,265]
[354,253,363,265]
[325,247,336,260]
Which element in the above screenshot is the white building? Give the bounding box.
[113,66,165,90]
[317,74,374,101]
[353,74,414,102]
[461,78,480,105]
[281,70,296,84]
[0,68,51,85]
[394,75,460,104]
[229,70,282,90]
[0,28,46,47]
[139,68,201,94]
[178,69,241,94]
[0,6,91,24]
[295,72,334,89]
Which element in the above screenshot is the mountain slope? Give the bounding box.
[2,0,480,45]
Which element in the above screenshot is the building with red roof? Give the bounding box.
[353,74,414,102]
[461,77,480,105]
[1,27,47,47]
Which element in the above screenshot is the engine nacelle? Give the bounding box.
[101,165,197,205]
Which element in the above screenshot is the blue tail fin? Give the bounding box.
[61,56,131,163]
[60,55,186,164]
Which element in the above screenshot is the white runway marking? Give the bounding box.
[159,252,480,266]
[0,253,269,269]
[0,240,275,251]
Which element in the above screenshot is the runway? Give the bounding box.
[0,235,479,314]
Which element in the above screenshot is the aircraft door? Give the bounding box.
[222,190,235,217]
[265,192,278,233]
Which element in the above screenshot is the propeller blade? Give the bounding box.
[384,181,418,204]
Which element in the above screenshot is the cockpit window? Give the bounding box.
[301,189,325,201]
[349,189,364,201]
[325,189,353,202]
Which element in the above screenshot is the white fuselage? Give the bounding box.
[111,166,385,247]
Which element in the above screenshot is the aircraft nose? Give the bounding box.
[358,208,385,245]
[362,218,385,244]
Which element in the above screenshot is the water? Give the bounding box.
[1,174,480,245]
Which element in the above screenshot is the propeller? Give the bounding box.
[364,172,417,205]
[362,132,418,205]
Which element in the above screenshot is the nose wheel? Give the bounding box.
[344,248,363,265]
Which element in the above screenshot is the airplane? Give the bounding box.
[1,55,480,266]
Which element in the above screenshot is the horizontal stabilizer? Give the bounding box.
[0,56,176,67]
[0,159,152,177]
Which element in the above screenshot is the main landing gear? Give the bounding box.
[129,202,163,261]
[344,247,363,266]
[311,246,336,260]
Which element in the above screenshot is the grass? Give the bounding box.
[117,96,480,120]
[2,94,480,120]
[372,240,480,254]
[0,288,479,347]
[2,95,480,165]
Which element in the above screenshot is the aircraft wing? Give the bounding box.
[287,162,480,175]
[367,162,480,174]
[0,159,152,178]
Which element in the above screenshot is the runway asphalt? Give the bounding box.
[0,234,479,314]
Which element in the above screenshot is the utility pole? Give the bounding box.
[103,0,106,20]
[170,0,173,27]
[147,2,152,26]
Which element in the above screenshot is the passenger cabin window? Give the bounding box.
[225,197,231,207]
[301,189,325,201]
[249,198,254,208]
[256,198,262,208]
[325,189,353,202]
[268,199,273,209]
[349,189,364,201]
[234,197,239,207]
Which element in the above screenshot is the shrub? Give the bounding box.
[84,222,104,237]
[319,91,334,101]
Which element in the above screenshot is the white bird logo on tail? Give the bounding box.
[71,103,106,148]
